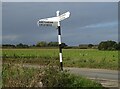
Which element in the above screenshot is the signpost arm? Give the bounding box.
[56,11,63,71]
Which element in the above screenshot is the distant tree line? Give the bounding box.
[78,44,97,49]
[2,41,67,48]
[2,43,29,48]
[2,40,120,50]
[98,40,120,50]
[36,41,67,48]
[78,40,120,50]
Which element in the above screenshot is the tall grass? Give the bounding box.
[2,63,104,88]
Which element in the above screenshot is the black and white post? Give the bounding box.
[56,11,63,71]
[38,10,70,71]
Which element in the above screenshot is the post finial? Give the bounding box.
[56,11,60,16]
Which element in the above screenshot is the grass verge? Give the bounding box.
[2,63,104,88]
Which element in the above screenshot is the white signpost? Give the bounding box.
[37,11,70,70]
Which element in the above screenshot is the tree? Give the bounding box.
[98,40,117,50]
[2,44,15,48]
[98,41,107,50]
[36,41,47,47]
[88,44,94,48]
[48,42,58,47]
[114,42,120,50]
[16,43,29,48]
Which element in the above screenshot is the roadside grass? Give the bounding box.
[2,63,104,88]
[2,49,118,70]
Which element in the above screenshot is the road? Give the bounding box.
[64,67,119,88]
[64,67,118,80]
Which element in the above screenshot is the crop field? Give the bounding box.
[2,49,118,70]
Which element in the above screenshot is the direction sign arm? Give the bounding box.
[58,11,70,21]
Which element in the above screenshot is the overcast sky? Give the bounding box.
[2,2,118,46]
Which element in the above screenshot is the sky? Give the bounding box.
[2,2,118,46]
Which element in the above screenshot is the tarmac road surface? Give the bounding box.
[64,67,118,80]
[64,67,119,88]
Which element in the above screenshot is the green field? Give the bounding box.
[2,49,118,70]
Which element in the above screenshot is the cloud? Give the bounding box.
[80,21,117,29]
[2,35,19,41]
